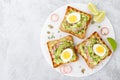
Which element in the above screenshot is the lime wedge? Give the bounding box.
[88,3,99,15]
[107,37,117,51]
[94,11,105,23]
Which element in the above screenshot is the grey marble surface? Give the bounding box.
[0,0,120,80]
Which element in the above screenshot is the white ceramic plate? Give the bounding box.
[40,3,115,77]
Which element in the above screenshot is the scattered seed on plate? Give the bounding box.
[47,31,50,34]
[48,24,53,29]
[81,68,85,74]
[91,20,95,24]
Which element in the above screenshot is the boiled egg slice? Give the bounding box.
[93,44,106,57]
[60,48,73,62]
[66,12,81,24]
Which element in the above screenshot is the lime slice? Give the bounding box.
[107,37,117,51]
[88,3,99,15]
[94,11,105,23]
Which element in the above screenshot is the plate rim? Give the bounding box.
[40,3,115,77]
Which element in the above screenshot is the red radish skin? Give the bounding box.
[64,65,72,73]
[60,66,66,74]
[60,65,72,74]
[100,27,109,36]
[51,14,59,22]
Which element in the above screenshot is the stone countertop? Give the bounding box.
[0,0,120,80]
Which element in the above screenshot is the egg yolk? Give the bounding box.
[96,46,104,54]
[69,15,77,23]
[62,51,71,59]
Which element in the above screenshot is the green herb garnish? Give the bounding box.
[98,26,101,28]
[48,34,55,39]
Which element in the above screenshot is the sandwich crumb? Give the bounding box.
[48,24,53,29]
[81,68,85,74]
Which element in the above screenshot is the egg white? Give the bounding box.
[93,44,106,57]
[66,12,81,24]
[60,48,73,62]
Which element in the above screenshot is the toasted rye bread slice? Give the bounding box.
[60,6,92,39]
[47,35,78,68]
[75,32,112,68]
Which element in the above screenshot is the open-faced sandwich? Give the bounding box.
[60,6,92,39]
[76,32,112,68]
[47,35,78,68]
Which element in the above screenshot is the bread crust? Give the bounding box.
[75,32,112,68]
[59,6,92,39]
[47,35,78,68]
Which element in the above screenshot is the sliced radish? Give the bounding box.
[51,13,59,22]
[60,66,66,74]
[64,65,72,73]
[100,27,109,36]
[60,65,72,74]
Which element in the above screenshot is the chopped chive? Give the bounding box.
[98,26,101,28]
